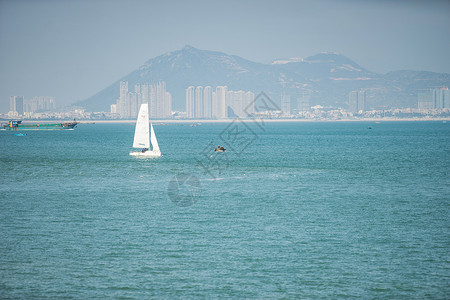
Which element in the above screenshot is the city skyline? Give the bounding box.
[8,95,56,117]
[111,81,172,119]
[6,84,450,121]
[1,0,450,113]
[186,86,255,119]
[6,79,450,121]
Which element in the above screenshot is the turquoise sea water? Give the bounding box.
[0,121,449,298]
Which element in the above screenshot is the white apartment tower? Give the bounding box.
[245,91,255,115]
[203,86,213,119]
[297,91,311,112]
[433,87,450,109]
[118,81,129,117]
[213,86,227,119]
[357,90,366,112]
[227,91,242,117]
[186,86,195,118]
[163,91,172,118]
[151,82,171,119]
[195,86,203,118]
[10,96,24,116]
[141,84,149,104]
[348,89,365,113]
[281,94,291,115]
[120,81,128,103]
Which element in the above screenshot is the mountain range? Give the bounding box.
[77,45,450,112]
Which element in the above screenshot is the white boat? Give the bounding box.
[130,103,161,157]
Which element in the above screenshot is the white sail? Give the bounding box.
[130,103,161,157]
[150,123,160,152]
[132,104,150,148]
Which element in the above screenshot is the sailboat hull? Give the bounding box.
[129,150,161,157]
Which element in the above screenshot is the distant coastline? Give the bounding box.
[79,118,450,124]
[3,118,450,125]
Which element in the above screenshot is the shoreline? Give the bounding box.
[3,118,450,124]
[81,118,450,124]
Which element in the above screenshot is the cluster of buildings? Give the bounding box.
[8,96,56,117]
[186,86,255,119]
[110,81,172,119]
[25,96,56,113]
[5,85,450,121]
[417,87,450,109]
[280,91,312,115]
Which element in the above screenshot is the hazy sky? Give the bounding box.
[0,0,449,112]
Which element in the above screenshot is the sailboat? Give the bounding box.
[129,103,161,157]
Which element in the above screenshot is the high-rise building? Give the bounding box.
[195,86,203,118]
[141,84,149,105]
[349,91,358,113]
[358,90,366,112]
[149,84,156,117]
[433,89,442,108]
[443,87,450,109]
[117,81,129,117]
[281,94,291,115]
[348,89,365,113]
[129,92,138,118]
[186,86,195,118]
[163,91,172,118]
[245,91,255,115]
[203,86,212,119]
[120,81,128,103]
[226,91,242,117]
[433,87,450,109]
[10,96,24,115]
[297,91,311,112]
[151,82,171,119]
[213,86,227,119]
[418,90,433,109]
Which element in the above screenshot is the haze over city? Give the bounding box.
[0,0,449,113]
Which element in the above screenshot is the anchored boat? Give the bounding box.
[3,120,77,130]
